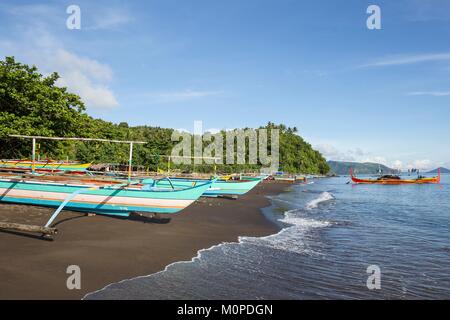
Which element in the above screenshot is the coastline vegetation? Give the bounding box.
[0,57,329,174]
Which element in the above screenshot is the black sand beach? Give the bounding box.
[0,181,290,299]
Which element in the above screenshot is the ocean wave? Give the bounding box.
[238,208,332,255]
[239,227,312,255]
[281,215,332,228]
[305,191,334,210]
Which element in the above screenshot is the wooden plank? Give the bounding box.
[0,222,57,235]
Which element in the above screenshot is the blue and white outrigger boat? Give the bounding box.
[0,135,213,237]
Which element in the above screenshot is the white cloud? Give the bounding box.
[407,91,450,97]
[315,144,376,163]
[360,52,450,68]
[315,144,354,161]
[315,143,442,171]
[361,156,388,165]
[17,46,118,109]
[145,90,223,103]
[392,160,403,170]
[0,10,119,109]
[50,49,118,109]
[406,159,435,170]
[56,68,118,110]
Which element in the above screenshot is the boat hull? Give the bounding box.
[0,178,211,216]
[350,176,440,185]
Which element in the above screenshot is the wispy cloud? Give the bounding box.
[360,53,450,68]
[405,0,450,22]
[85,7,134,30]
[0,3,58,18]
[145,90,224,103]
[407,91,450,97]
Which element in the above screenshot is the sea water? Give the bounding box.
[85,175,450,299]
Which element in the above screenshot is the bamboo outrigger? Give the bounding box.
[0,159,91,172]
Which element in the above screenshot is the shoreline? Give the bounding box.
[0,181,291,300]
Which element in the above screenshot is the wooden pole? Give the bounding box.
[0,222,57,235]
[168,156,171,174]
[31,138,36,174]
[128,142,133,182]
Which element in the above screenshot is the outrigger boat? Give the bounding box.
[142,176,263,197]
[350,168,441,185]
[0,135,212,237]
[273,176,296,183]
[0,174,212,216]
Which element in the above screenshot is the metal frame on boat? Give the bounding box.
[145,177,263,197]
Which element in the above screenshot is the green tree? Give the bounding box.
[0,56,86,158]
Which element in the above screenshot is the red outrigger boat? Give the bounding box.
[350,168,441,185]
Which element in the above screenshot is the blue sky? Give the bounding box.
[1,0,449,170]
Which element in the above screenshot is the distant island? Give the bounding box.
[327,161,399,175]
[427,167,450,174]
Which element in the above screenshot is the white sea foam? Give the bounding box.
[238,207,332,255]
[281,214,332,228]
[305,191,334,210]
[239,227,310,254]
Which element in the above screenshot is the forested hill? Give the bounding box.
[427,167,450,174]
[328,161,399,175]
[0,56,329,174]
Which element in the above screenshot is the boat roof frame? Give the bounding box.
[8,134,147,144]
[8,135,147,180]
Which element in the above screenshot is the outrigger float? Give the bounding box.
[350,168,441,185]
[143,176,263,197]
[0,159,91,172]
[0,135,213,238]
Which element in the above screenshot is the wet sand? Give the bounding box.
[0,181,291,300]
